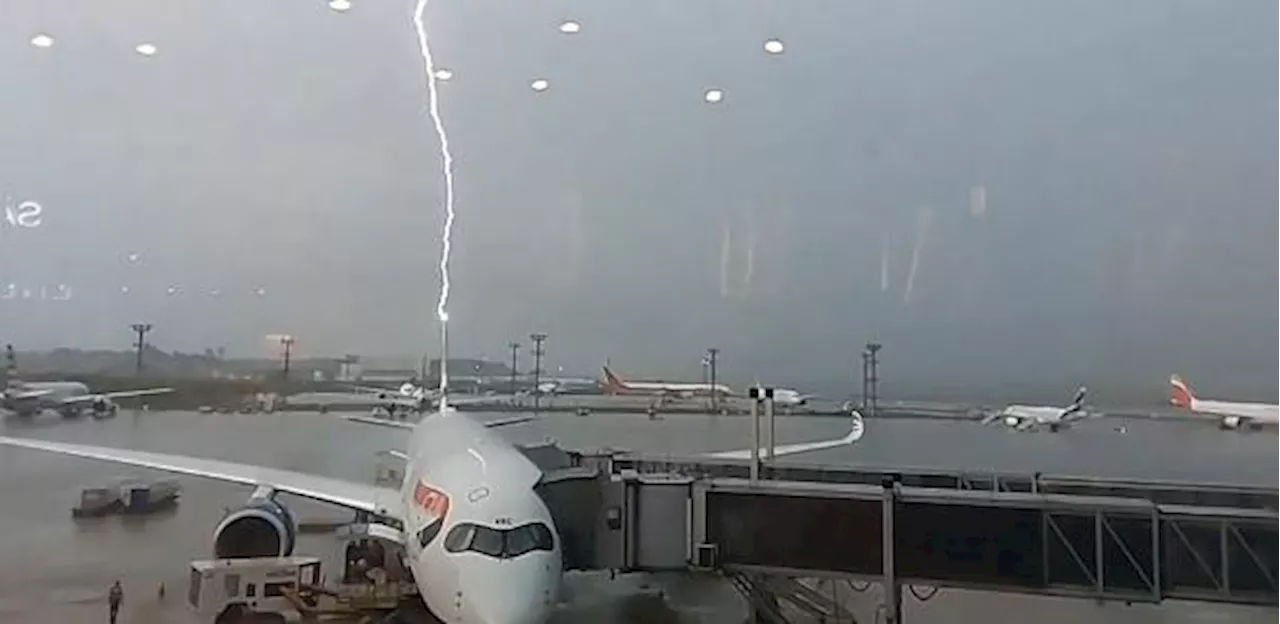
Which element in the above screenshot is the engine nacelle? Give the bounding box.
[1220,416,1242,430]
[213,498,297,559]
[90,397,117,417]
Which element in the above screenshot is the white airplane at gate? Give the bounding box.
[1170,375,1279,431]
[0,387,865,623]
[980,386,1090,432]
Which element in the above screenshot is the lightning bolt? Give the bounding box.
[412,0,455,325]
[412,0,456,399]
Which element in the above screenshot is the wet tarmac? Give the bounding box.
[0,408,1274,623]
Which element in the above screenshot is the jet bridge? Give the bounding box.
[534,458,1278,615]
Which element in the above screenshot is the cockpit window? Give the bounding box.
[443,522,555,559]
[417,517,444,549]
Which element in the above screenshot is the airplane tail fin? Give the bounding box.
[1061,386,1088,420]
[601,365,629,393]
[1170,375,1195,409]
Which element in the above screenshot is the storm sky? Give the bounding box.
[0,0,1275,396]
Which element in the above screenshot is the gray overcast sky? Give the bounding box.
[0,0,1275,396]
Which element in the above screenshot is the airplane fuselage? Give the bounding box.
[1188,399,1279,426]
[2,381,90,415]
[399,410,561,624]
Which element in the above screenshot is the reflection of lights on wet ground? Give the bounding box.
[558,21,581,34]
[434,68,453,81]
[763,39,785,54]
[30,34,54,48]
[135,43,158,56]
[531,78,550,92]
[328,0,352,12]
[704,89,724,104]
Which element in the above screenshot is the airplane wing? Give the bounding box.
[4,388,55,400]
[0,436,403,519]
[58,387,175,404]
[344,413,535,430]
[703,411,865,460]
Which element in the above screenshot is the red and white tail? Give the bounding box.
[1170,375,1196,409]
[601,366,630,394]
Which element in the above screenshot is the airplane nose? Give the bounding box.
[467,586,551,624]
[463,563,556,624]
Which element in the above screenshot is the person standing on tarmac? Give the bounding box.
[108,580,123,624]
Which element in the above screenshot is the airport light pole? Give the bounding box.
[280,335,295,381]
[130,323,152,375]
[865,342,882,417]
[706,347,720,412]
[529,333,547,413]
[508,342,520,395]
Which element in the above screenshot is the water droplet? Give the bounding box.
[530,79,550,92]
[135,43,158,57]
[30,34,54,49]
[704,89,724,104]
[120,286,130,294]
[433,68,454,81]
[126,252,140,263]
[763,39,785,54]
[166,286,179,295]
[558,21,581,34]
[328,0,352,12]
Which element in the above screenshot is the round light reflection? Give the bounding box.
[530,79,550,92]
[763,39,785,54]
[704,89,724,104]
[30,34,54,48]
[434,68,454,81]
[135,43,158,56]
[328,0,352,12]
[558,21,581,34]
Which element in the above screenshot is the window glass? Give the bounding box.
[418,517,444,549]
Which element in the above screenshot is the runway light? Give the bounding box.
[763,39,785,54]
[135,43,158,56]
[530,78,550,92]
[704,89,724,104]
[30,34,54,48]
[329,0,352,12]
[558,21,581,34]
[433,68,453,81]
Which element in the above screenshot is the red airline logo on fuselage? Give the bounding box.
[413,481,451,519]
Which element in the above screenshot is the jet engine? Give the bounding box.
[1220,416,1242,430]
[90,397,117,418]
[212,497,297,559]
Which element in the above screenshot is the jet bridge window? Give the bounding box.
[444,522,555,559]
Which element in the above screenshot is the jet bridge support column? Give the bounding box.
[883,475,903,624]
[764,388,776,467]
[749,388,761,482]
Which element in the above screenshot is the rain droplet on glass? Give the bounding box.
[328,0,352,12]
[704,89,724,104]
[127,252,140,263]
[434,68,454,81]
[763,39,785,55]
[558,21,581,34]
[135,43,158,57]
[30,34,54,48]
[531,79,550,92]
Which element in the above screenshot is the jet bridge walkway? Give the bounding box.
[534,451,1278,617]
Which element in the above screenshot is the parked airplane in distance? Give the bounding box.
[1170,375,1278,431]
[2,379,174,418]
[601,365,733,399]
[0,397,866,623]
[980,386,1091,432]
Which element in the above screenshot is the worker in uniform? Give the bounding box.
[108,580,123,624]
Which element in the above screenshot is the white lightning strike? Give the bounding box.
[412,0,457,398]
